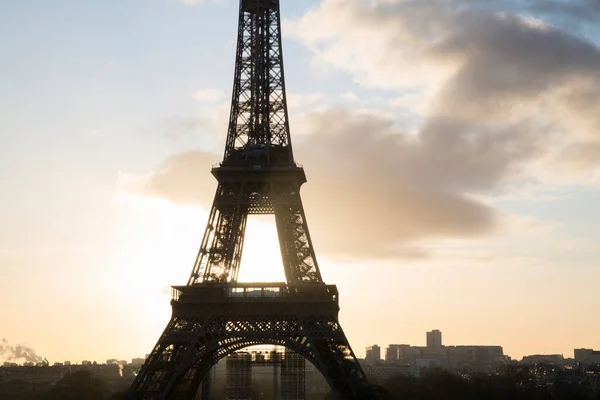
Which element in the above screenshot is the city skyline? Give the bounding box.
[1,330,597,366]
[1,0,600,366]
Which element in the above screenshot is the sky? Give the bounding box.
[1,0,600,364]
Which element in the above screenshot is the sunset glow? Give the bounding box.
[1,0,600,369]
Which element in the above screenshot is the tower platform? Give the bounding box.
[171,283,339,317]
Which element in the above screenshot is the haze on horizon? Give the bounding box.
[1,0,600,364]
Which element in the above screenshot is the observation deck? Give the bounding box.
[211,164,306,184]
[211,164,306,185]
[171,282,339,317]
[214,144,307,184]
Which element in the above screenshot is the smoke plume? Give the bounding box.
[0,338,44,363]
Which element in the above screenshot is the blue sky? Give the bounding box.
[1,0,600,364]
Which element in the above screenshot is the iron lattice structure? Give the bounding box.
[125,0,375,398]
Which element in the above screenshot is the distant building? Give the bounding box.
[0,363,129,388]
[131,358,146,366]
[365,345,381,365]
[426,330,443,348]
[64,361,71,366]
[521,354,565,364]
[384,331,505,371]
[398,344,504,369]
[574,349,600,364]
[2,362,18,367]
[81,360,91,366]
[385,344,405,363]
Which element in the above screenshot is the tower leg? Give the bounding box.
[125,312,377,400]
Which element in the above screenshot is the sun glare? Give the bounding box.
[236,216,286,283]
[116,194,287,294]
[114,197,203,295]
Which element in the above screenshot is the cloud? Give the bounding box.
[122,0,600,258]
[295,109,506,257]
[122,107,512,257]
[286,0,600,182]
[119,151,218,206]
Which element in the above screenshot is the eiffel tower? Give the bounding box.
[126,1,375,398]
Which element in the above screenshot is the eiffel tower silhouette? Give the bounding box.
[126,1,376,398]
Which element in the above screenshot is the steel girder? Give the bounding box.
[187,179,321,285]
[125,312,374,399]
[224,0,293,165]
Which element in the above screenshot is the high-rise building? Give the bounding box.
[426,330,442,348]
[365,345,381,365]
[385,344,402,363]
[574,348,600,364]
